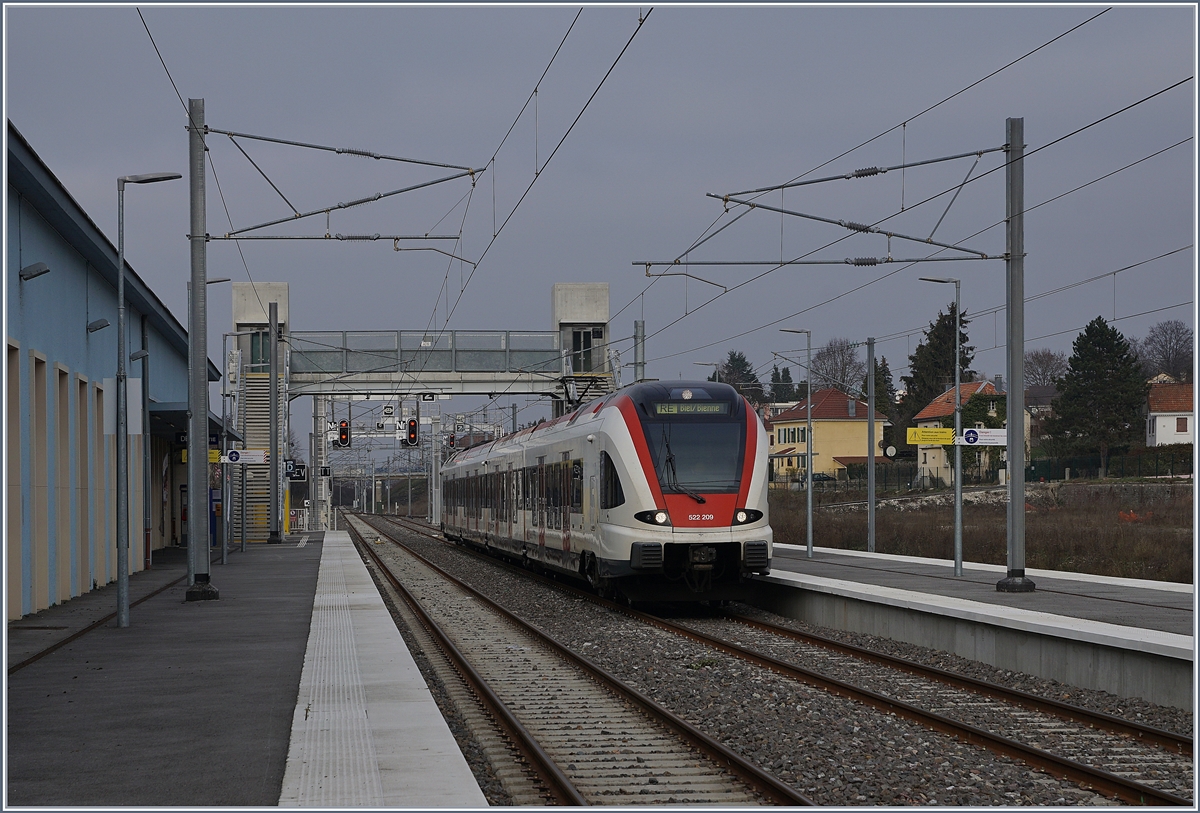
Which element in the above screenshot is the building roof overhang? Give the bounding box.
[8,121,220,383]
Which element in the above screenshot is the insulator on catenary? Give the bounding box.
[338,147,381,159]
[842,221,870,232]
[334,233,381,241]
[849,257,879,266]
[852,166,882,178]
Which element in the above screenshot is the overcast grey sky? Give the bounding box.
[5,3,1195,436]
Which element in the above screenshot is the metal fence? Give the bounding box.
[770,448,1192,495]
[772,465,988,496]
[1030,449,1194,481]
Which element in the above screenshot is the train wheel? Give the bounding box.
[583,554,601,588]
[584,554,616,600]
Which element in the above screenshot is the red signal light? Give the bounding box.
[338,420,350,447]
[406,418,418,447]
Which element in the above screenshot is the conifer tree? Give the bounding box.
[861,356,898,422]
[706,349,765,403]
[1044,317,1147,477]
[770,365,796,402]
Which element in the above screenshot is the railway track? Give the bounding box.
[669,615,1194,805]
[346,513,811,806]
[367,512,1193,806]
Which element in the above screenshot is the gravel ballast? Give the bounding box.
[374,524,1195,806]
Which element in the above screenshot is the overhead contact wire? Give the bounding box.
[612,8,1113,349]
[638,78,1193,364]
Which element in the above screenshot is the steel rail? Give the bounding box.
[376,514,1191,806]
[357,514,814,806]
[724,612,1193,757]
[346,520,585,806]
[631,613,1192,806]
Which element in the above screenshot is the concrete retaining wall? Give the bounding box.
[751,581,1193,711]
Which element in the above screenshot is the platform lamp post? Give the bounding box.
[692,361,721,383]
[780,329,813,558]
[116,171,181,628]
[919,277,963,577]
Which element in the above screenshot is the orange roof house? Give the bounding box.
[913,381,998,422]
[1146,382,1194,447]
[768,388,889,479]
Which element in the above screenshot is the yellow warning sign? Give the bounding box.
[907,427,955,445]
[181,449,223,464]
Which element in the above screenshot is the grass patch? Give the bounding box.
[769,482,1194,583]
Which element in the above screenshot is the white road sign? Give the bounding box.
[220,449,269,463]
[956,428,1007,446]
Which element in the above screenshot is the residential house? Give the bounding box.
[1026,384,1058,449]
[1146,382,1193,447]
[913,381,1000,487]
[766,388,889,480]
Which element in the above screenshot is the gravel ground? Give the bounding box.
[382,527,1172,806]
[727,603,1195,740]
[356,533,516,806]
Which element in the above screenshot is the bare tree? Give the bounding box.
[1136,319,1193,382]
[1024,348,1068,387]
[288,427,305,464]
[810,337,866,394]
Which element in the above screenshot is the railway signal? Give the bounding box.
[405,418,419,446]
[338,419,350,447]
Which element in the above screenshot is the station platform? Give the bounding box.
[5,533,487,808]
[756,544,1195,710]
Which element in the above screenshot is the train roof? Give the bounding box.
[442,380,749,468]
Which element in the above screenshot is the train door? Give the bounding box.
[536,457,546,551]
[565,459,579,552]
[506,463,514,542]
[520,467,530,544]
[587,474,597,534]
[486,471,494,541]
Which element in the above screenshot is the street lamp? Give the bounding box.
[116,171,181,627]
[19,262,50,281]
[692,361,720,382]
[781,328,814,559]
[920,276,963,577]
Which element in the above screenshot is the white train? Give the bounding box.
[440,380,772,602]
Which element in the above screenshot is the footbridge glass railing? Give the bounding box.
[288,330,563,376]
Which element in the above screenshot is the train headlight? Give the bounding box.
[732,509,763,526]
[634,509,672,526]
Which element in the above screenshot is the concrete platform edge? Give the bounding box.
[278,531,488,808]
[758,568,1193,661]
[776,543,1194,593]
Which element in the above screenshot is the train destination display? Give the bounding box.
[653,402,731,416]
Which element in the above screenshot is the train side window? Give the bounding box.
[600,451,625,509]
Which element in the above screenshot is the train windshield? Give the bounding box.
[641,415,745,494]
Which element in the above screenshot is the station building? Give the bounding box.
[6,122,223,620]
